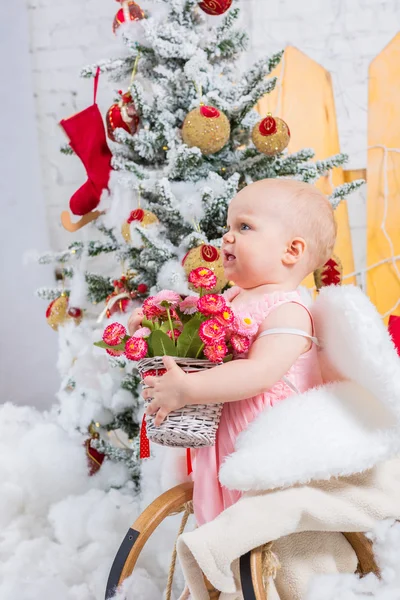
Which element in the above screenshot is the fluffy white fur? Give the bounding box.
[219,285,400,492]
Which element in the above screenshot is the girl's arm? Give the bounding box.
[144,302,312,426]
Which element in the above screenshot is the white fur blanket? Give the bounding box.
[177,459,400,598]
[175,287,400,598]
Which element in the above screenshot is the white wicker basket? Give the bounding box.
[138,356,223,448]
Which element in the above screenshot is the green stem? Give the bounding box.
[199,287,204,298]
[195,343,205,359]
[166,308,175,343]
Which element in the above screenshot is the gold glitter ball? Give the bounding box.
[252,115,290,156]
[46,294,82,331]
[182,105,230,156]
[182,244,228,293]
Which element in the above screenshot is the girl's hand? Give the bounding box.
[127,307,144,336]
[142,356,191,427]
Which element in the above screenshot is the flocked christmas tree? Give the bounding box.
[38,0,363,486]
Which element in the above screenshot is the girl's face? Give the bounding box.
[222,190,290,289]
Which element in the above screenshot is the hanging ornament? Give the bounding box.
[252,115,290,156]
[314,256,343,291]
[46,294,83,331]
[113,1,144,33]
[121,208,159,242]
[182,245,227,293]
[103,276,132,320]
[106,91,140,142]
[182,105,230,155]
[198,0,233,15]
[85,425,105,476]
[59,68,112,231]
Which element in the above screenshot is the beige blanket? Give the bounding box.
[177,458,400,599]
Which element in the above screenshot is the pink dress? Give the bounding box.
[193,288,323,526]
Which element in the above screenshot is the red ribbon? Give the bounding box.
[93,66,100,105]
[186,448,193,475]
[140,414,150,459]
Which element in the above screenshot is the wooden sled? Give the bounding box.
[105,482,379,599]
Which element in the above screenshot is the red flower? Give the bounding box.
[137,283,148,294]
[124,337,148,361]
[188,267,217,290]
[197,294,226,316]
[215,307,235,328]
[103,322,126,346]
[230,334,250,355]
[167,329,182,340]
[142,296,164,320]
[199,319,226,344]
[204,341,228,363]
[106,348,124,357]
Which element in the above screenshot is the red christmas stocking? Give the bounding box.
[60,68,112,216]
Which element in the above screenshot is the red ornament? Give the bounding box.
[201,244,219,262]
[106,91,140,142]
[198,0,232,15]
[137,283,148,294]
[67,307,82,319]
[85,433,105,476]
[199,105,220,119]
[259,116,277,136]
[127,208,145,223]
[59,68,112,218]
[113,1,144,33]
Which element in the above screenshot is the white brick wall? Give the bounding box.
[28,0,400,274]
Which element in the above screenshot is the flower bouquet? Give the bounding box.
[95,268,252,448]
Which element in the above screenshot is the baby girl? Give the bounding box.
[130,178,337,525]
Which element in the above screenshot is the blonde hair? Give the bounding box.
[286,181,337,271]
[250,179,337,272]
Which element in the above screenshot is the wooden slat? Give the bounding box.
[366,32,400,321]
[118,481,194,584]
[257,46,356,289]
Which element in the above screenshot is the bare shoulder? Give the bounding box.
[259,301,312,334]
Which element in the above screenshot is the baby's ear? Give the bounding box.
[283,237,306,264]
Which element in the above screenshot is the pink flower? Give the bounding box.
[167,329,182,340]
[133,327,152,339]
[204,341,228,363]
[103,322,126,346]
[199,319,226,344]
[197,294,226,316]
[124,337,148,361]
[142,297,164,320]
[179,295,199,315]
[233,313,259,337]
[230,334,250,355]
[215,307,235,328]
[188,267,217,290]
[152,290,181,309]
[106,348,124,357]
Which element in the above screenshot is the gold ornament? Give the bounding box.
[121,208,159,242]
[46,294,83,331]
[252,115,290,156]
[182,105,230,155]
[182,244,227,293]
